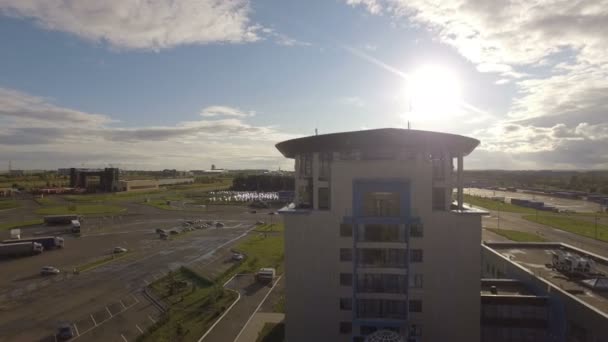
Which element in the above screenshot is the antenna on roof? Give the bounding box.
[408,121,411,129]
[315,128,318,136]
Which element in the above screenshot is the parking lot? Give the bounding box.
[0,199,269,341]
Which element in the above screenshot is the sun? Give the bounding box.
[404,65,462,121]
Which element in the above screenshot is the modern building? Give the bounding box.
[482,241,608,342]
[276,128,486,342]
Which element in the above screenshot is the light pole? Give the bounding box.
[595,215,599,240]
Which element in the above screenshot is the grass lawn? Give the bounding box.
[0,200,20,210]
[140,267,237,342]
[523,215,608,242]
[63,190,164,203]
[229,224,285,277]
[464,194,537,214]
[143,199,180,211]
[75,252,132,273]
[273,295,285,313]
[256,323,285,342]
[34,197,56,205]
[36,204,125,215]
[486,228,547,242]
[0,219,44,231]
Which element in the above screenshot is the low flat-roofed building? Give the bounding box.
[483,241,608,342]
[119,179,159,192]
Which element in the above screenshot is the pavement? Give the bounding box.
[234,312,285,342]
[201,274,277,342]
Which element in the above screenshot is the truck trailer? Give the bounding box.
[0,242,43,257]
[2,236,64,249]
[44,215,82,225]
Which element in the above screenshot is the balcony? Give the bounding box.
[357,299,408,321]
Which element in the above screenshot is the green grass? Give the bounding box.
[33,197,56,205]
[273,295,285,313]
[75,252,132,273]
[63,190,164,203]
[523,214,608,242]
[140,267,237,342]
[486,228,547,242]
[464,194,537,214]
[229,224,285,278]
[0,219,44,231]
[0,200,20,210]
[256,323,285,342]
[35,204,125,215]
[255,223,284,232]
[143,199,180,211]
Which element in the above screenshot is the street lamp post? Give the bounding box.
[595,215,599,240]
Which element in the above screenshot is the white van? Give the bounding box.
[256,268,276,283]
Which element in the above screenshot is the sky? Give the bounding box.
[0,0,607,171]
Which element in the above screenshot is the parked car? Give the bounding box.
[56,324,74,340]
[232,252,244,261]
[250,210,257,214]
[40,266,60,276]
[155,228,166,234]
[215,222,225,228]
[169,229,179,235]
[113,247,127,254]
[256,220,265,225]
[160,232,169,239]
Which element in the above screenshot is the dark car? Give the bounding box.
[155,228,165,234]
[56,324,74,340]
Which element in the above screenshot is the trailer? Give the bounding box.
[2,236,64,249]
[551,250,595,277]
[0,242,43,257]
[44,215,82,225]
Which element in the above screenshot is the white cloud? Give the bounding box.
[200,105,254,118]
[346,0,382,14]
[337,96,365,107]
[0,88,297,170]
[0,0,261,50]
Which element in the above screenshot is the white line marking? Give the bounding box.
[73,323,80,336]
[136,324,143,333]
[120,300,127,309]
[232,275,283,342]
[131,294,140,304]
[148,315,157,324]
[90,314,97,326]
[106,306,113,317]
[198,289,241,342]
[144,279,150,285]
[121,334,128,342]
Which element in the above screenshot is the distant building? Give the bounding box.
[276,128,486,342]
[483,241,608,341]
[119,179,159,192]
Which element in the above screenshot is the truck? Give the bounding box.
[70,220,81,233]
[44,215,82,225]
[2,236,64,249]
[0,242,43,257]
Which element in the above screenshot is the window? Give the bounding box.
[358,299,407,319]
[409,299,422,313]
[410,249,423,263]
[358,274,407,293]
[340,273,353,286]
[363,224,401,242]
[409,325,422,338]
[340,223,352,237]
[358,248,407,268]
[318,187,330,210]
[340,298,352,311]
[340,248,352,262]
[410,221,423,237]
[432,187,446,211]
[299,153,312,177]
[431,154,445,180]
[409,273,423,288]
[363,192,401,216]
[339,322,352,334]
[319,152,332,180]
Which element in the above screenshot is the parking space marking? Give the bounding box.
[121,334,128,342]
[143,279,149,285]
[73,323,80,336]
[136,324,143,333]
[106,306,113,317]
[90,314,97,326]
[120,300,127,309]
[148,315,156,324]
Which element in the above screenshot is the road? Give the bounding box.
[466,188,604,212]
[0,199,268,342]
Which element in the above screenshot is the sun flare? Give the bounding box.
[404,65,462,121]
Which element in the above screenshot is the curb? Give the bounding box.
[142,287,168,313]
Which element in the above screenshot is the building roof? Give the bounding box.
[275,128,480,158]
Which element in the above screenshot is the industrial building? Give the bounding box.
[69,168,120,192]
[119,179,159,192]
[276,128,486,342]
[482,241,608,342]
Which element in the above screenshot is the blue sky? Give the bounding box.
[0,0,606,170]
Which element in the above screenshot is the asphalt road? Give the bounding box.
[0,200,267,342]
[466,188,603,212]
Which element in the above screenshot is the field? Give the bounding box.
[0,219,44,231]
[35,204,125,215]
[486,228,547,242]
[464,194,537,214]
[523,215,608,242]
[141,267,237,342]
[0,199,20,210]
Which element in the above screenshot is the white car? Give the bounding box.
[113,247,128,254]
[40,266,60,276]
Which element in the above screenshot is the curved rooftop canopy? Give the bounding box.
[276,128,480,159]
